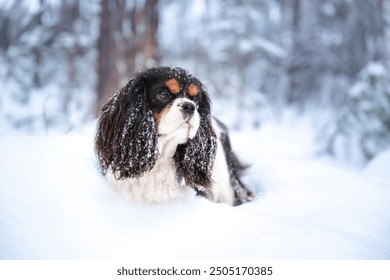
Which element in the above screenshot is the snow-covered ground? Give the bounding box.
[1,116,389,260]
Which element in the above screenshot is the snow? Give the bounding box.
[364,150,390,185]
[1,117,390,260]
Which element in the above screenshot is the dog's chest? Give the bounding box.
[110,158,193,203]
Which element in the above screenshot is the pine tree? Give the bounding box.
[325,62,390,162]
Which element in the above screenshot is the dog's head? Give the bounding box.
[95,67,217,191]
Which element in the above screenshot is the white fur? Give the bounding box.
[157,98,200,143]
[107,157,195,204]
[107,98,235,205]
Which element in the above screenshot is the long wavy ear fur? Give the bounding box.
[174,91,217,192]
[95,77,158,179]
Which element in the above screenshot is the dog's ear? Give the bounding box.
[95,77,159,179]
[174,90,217,191]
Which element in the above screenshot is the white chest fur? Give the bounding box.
[107,155,194,204]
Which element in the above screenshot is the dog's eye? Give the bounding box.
[157,91,170,101]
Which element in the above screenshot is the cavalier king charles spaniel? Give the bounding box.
[95,66,253,205]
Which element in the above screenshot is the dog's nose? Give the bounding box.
[180,102,195,115]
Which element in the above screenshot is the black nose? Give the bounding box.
[180,102,195,115]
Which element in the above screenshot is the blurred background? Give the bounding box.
[0,0,389,164]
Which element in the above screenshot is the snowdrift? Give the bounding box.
[1,121,389,259]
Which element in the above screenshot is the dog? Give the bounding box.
[95,66,253,205]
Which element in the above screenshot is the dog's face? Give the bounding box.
[145,73,203,143]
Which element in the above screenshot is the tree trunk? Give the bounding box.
[95,0,160,113]
[287,0,301,105]
[139,0,160,69]
[95,0,119,112]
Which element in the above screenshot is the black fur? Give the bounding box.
[174,114,217,190]
[95,76,159,179]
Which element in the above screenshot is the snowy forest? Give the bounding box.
[1,0,389,162]
[1,0,390,260]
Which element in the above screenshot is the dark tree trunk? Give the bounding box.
[95,0,160,113]
[95,0,120,112]
[287,0,301,105]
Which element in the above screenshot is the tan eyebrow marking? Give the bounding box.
[188,83,199,97]
[165,79,181,94]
